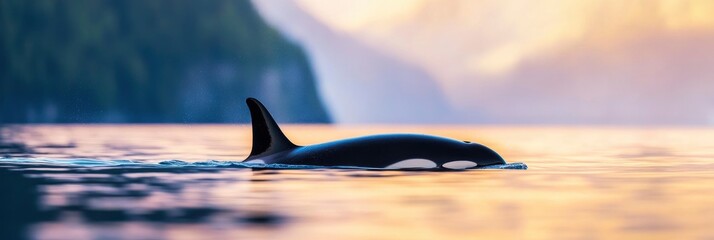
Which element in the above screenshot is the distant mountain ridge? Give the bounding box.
[0,0,330,123]
[254,0,458,123]
[287,0,714,125]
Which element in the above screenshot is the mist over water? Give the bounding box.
[258,0,714,125]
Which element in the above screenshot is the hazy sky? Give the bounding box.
[258,0,714,125]
[298,0,714,78]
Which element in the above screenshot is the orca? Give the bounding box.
[242,98,507,169]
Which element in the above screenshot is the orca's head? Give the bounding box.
[462,141,506,166]
[387,137,507,170]
[433,141,505,169]
[378,135,506,169]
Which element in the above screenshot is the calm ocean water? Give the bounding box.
[1,125,713,239]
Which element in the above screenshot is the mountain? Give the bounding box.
[291,0,714,125]
[253,0,457,124]
[0,0,330,123]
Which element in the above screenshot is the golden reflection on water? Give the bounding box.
[3,125,714,239]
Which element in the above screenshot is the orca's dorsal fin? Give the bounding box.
[246,98,297,159]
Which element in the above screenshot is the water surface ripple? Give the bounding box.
[1,125,713,239]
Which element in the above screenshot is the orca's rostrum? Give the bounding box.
[243,98,509,170]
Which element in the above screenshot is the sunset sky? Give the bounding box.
[256,1,714,125]
[297,0,714,77]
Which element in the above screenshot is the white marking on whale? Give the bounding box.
[442,161,478,169]
[244,159,265,164]
[385,159,437,169]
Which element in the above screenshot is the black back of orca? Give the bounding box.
[244,98,506,169]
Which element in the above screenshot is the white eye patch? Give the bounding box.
[442,161,478,169]
[385,159,437,169]
[244,159,265,164]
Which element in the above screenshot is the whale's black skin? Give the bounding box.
[243,98,506,169]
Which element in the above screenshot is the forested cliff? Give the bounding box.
[0,0,330,123]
